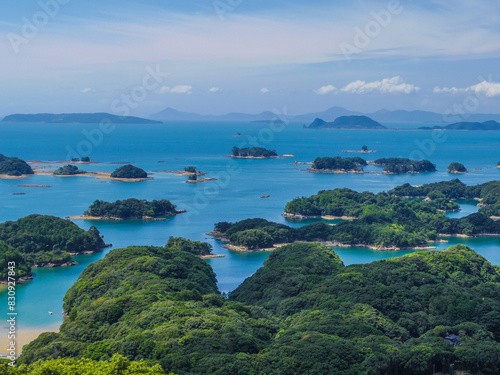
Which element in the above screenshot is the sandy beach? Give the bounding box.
[0,323,60,356]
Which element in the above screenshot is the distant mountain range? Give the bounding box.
[1,113,161,124]
[307,116,386,130]
[150,106,500,124]
[419,120,500,131]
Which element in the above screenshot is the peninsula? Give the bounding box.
[0,214,109,282]
[305,115,387,129]
[1,112,162,124]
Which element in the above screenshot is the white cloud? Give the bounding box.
[433,86,464,94]
[81,87,92,93]
[158,85,192,94]
[208,87,220,93]
[260,88,270,93]
[434,81,500,97]
[315,85,337,95]
[341,76,420,94]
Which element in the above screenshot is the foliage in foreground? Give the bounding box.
[0,354,169,374]
[19,241,500,374]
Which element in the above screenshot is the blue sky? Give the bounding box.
[1,0,500,117]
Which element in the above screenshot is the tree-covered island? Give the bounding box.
[0,154,34,177]
[110,164,149,179]
[71,198,185,220]
[17,241,500,374]
[0,215,108,281]
[231,146,278,158]
[54,164,86,176]
[373,157,437,174]
[310,156,367,173]
[447,162,468,173]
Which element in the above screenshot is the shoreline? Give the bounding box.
[227,154,295,159]
[0,324,61,355]
[306,168,365,174]
[67,211,185,221]
[152,170,207,176]
[33,170,153,182]
[283,213,356,220]
[200,254,226,259]
[186,178,218,183]
[342,150,378,153]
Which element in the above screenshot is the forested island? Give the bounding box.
[420,120,500,131]
[374,157,437,174]
[306,115,387,129]
[310,156,367,173]
[54,165,86,176]
[1,113,162,124]
[17,241,500,374]
[342,145,378,153]
[231,146,278,158]
[0,154,34,177]
[70,198,184,220]
[110,164,148,179]
[0,215,108,281]
[447,162,468,173]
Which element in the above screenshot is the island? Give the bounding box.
[305,115,387,129]
[373,157,436,174]
[447,162,468,173]
[1,112,162,124]
[419,120,500,131]
[230,146,279,158]
[19,239,500,375]
[110,164,149,179]
[0,154,34,177]
[54,164,86,176]
[68,198,185,220]
[309,156,367,173]
[0,214,109,282]
[342,145,378,153]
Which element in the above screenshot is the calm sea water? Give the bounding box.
[0,121,499,332]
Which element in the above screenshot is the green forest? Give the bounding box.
[0,154,34,176]
[311,156,367,171]
[16,242,500,374]
[54,164,86,175]
[374,157,437,174]
[231,147,278,158]
[111,165,148,179]
[0,215,107,276]
[85,199,179,219]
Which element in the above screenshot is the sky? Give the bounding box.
[0,0,500,117]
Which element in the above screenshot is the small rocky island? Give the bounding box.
[447,162,468,174]
[54,164,86,176]
[69,198,185,221]
[342,145,378,153]
[309,156,367,174]
[305,116,387,130]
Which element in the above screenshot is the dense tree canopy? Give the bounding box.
[447,162,467,173]
[374,158,437,174]
[54,165,85,175]
[85,199,178,219]
[110,165,148,179]
[312,156,367,171]
[0,241,31,280]
[231,147,277,157]
[19,242,500,374]
[0,154,34,176]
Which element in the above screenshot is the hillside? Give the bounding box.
[2,113,162,124]
[306,115,387,129]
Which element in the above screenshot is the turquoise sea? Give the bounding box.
[1,121,500,335]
